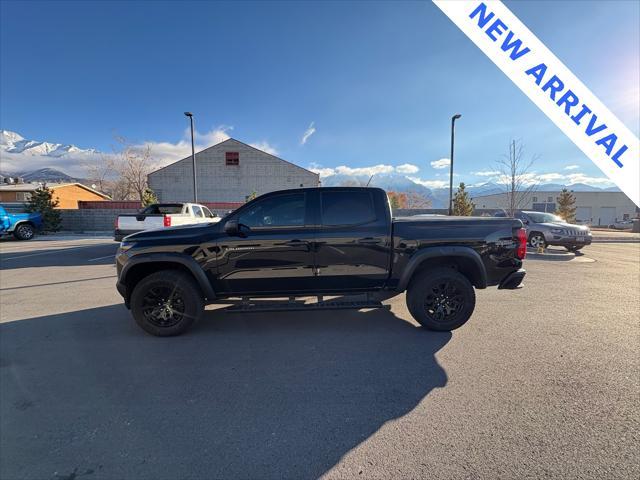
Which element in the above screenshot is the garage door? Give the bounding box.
[598,207,616,226]
[576,206,592,223]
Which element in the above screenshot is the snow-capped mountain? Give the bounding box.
[0,130,97,158]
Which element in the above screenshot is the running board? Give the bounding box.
[225,295,389,313]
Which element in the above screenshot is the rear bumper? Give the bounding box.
[498,268,526,290]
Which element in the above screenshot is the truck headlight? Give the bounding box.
[550,228,564,234]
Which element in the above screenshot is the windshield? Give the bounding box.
[527,212,564,223]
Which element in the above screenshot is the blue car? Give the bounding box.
[0,205,43,240]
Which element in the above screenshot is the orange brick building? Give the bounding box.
[0,182,110,209]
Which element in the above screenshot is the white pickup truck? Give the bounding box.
[114,203,221,241]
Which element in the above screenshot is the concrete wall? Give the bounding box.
[59,206,236,232]
[148,138,319,203]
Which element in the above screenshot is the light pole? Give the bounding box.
[184,112,197,202]
[448,113,462,215]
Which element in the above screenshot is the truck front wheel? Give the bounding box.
[406,268,476,331]
[130,270,204,336]
[13,223,35,240]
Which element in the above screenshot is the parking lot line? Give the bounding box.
[2,244,111,261]
[88,254,116,262]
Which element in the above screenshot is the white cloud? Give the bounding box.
[564,164,580,170]
[488,171,614,188]
[396,163,419,174]
[192,125,232,146]
[308,166,337,177]
[408,177,449,189]
[309,163,422,178]
[300,122,316,145]
[249,141,278,155]
[537,173,565,182]
[566,173,614,186]
[471,170,500,177]
[430,158,450,169]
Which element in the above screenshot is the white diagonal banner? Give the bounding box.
[433,0,639,207]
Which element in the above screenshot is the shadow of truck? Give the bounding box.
[0,303,451,479]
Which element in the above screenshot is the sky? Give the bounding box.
[1,0,639,189]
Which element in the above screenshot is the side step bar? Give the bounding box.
[225,294,389,313]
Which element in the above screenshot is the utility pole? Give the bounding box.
[184,112,197,202]
[448,113,462,215]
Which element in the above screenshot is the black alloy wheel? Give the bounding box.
[130,270,204,336]
[406,268,476,331]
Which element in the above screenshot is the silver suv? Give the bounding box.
[497,211,592,251]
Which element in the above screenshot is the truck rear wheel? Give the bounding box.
[406,268,476,331]
[130,270,204,336]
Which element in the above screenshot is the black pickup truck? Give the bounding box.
[116,187,526,336]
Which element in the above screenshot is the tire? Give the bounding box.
[13,223,35,241]
[528,232,546,249]
[406,268,476,331]
[130,270,204,336]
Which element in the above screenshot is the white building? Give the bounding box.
[148,138,319,203]
[472,190,639,226]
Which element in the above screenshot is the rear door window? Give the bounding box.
[321,191,376,226]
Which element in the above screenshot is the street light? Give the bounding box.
[448,113,462,216]
[184,112,197,202]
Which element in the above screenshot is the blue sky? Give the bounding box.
[1,0,638,188]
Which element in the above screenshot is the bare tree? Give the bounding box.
[84,136,158,201]
[496,139,539,216]
[83,153,115,194]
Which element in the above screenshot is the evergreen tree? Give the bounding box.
[555,188,576,222]
[141,187,158,207]
[452,182,475,216]
[26,185,61,232]
[245,191,258,202]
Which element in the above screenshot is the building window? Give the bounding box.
[225,152,239,166]
[532,196,538,202]
[547,196,553,202]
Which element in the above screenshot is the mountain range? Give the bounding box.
[0,130,96,158]
[321,172,620,208]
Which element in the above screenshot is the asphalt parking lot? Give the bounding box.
[1,237,638,479]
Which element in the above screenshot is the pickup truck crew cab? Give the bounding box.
[0,205,42,240]
[116,187,526,336]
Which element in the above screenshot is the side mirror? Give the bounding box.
[523,219,530,225]
[224,219,249,237]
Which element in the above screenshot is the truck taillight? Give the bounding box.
[115,217,119,229]
[164,215,171,227]
[516,228,527,259]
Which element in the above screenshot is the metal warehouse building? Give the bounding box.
[148,138,319,203]
[472,190,639,226]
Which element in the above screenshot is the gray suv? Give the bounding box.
[496,211,592,251]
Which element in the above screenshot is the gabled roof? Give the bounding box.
[148,137,319,178]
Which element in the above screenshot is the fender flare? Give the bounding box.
[397,246,487,291]
[120,253,216,300]
[8,220,35,232]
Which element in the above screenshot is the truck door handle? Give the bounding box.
[357,237,382,245]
